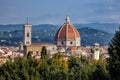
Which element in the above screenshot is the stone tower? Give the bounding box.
[23,23,32,46]
[92,43,100,60]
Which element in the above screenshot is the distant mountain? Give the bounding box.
[0,23,119,33]
[78,27,113,46]
[75,23,120,33]
[0,27,113,47]
[0,24,59,31]
[0,24,23,31]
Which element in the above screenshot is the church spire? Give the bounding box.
[26,17,29,24]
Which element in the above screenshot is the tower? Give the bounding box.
[23,22,32,46]
[92,43,100,60]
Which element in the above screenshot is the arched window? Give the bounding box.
[26,41,29,44]
[61,42,64,45]
[27,32,29,37]
[70,42,73,44]
[77,42,78,44]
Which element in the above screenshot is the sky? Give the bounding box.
[0,0,120,24]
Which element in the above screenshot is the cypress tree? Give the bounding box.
[108,27,120,80]
[41,46,47,59]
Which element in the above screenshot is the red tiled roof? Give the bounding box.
[0,56,8,58]
[67,46,76,51]
[77,46,85,50]
[26,43,56,47]
[55,17,80,41]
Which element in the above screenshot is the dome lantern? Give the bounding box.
[65,16,71,24]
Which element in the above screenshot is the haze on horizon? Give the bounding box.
[0,0,120,25]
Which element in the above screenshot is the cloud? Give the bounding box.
[0,0,120,24]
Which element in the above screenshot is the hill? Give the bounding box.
[78,27,113,46]
[0,27,113,46]
[75,22,119,33]
[0,23,119,33]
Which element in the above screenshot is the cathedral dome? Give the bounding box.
[55,16,80,47]
[56,16,80,40]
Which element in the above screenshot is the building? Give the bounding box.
[55,16,80,49]
[0,56,9,65]
[23,22,57,56]
[23,23,32,46]
[0,46,24,65]
[23,16,103,60]
[24,43,57,56]
[91,43,100,60]
[55,16,88,56]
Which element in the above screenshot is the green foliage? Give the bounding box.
[108,27,120,80]
[0,57,40,80]
[27,51,33,58]
[41,46,47,59]
[39,52,68,80]
[92,59,109,80]
[68,56,108,80]
[68,56,93,80]
[0,53,108,80]
[53,52,63,60]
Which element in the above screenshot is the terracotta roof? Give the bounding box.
[0,49,5,54]
[85,48,91,53]
[26,43,42,47]
[0,47,9,53]
[67,46,76,51]
[58,46,65,50]
[0,56,8,58]
[26,43,56,47]
[77,46,85,50]
[55,16,80,41]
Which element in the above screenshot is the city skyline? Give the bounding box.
[0,0,120,24]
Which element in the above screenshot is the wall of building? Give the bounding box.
[57,38,80,47]
[25,46,42,56]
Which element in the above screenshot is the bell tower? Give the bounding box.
[23,21,32,46]
[92,43,100,60]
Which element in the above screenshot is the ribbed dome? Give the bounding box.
[56,16,80,40]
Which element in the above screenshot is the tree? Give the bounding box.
[92,59,108,80]
[68,56,93,80]
[0,56,40,80]
[39,52,68,80]
[108,27,120,80]
[27,51,33,58]
[41,46,47,59]
[52,52,68,80]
